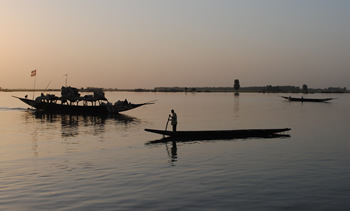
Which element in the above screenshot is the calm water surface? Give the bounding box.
[0,91,349,210]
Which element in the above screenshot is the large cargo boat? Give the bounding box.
[14,86,154,114]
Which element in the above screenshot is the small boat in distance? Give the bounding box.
[13,86,154,114]
[281,96,334,102]
[145,128,291,141]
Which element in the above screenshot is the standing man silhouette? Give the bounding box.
[169,109,177,132]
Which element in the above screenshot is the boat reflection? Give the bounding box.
[26,110,139,138]
[146,134,291,145]
[146,134,290,166]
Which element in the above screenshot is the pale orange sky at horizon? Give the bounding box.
[1,0,349,90]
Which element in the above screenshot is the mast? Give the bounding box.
[65,74,68,86]
[31,69,37,100]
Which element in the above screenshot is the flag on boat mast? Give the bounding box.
[31,69,37,100]
[31,69,37,77]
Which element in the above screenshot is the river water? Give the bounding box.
[0,91,349,210]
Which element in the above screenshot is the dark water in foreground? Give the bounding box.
[1,92,349,210]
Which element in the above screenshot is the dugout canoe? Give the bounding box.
[145,128,291,139]
[281,96,334,102]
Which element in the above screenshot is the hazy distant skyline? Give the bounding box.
[1,0,349,89]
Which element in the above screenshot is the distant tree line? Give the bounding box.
[320,87,347,93]
[1,84,347,93]
[263,85,301,93]
[153,85,347,93]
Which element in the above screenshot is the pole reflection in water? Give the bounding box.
[165,140,178,166]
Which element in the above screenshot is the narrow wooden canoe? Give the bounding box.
[281,96,334,102]
[145,128,290,139]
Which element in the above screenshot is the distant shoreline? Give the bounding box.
[1,86,348,94]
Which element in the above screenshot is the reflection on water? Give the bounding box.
[146,134,290,144]
[18,110,143,157]
[21,110,140,138]
[147,135,290,166]
[233,94,239,118]
[165,141,177,166]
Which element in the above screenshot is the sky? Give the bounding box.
[1,0,349,90]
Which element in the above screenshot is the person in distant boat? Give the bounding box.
[123,99,128,105]
[169,109,177,132]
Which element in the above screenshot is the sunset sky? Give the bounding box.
[1,0,349,89]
